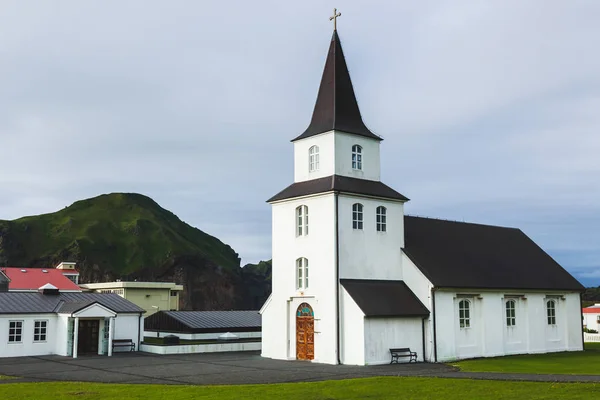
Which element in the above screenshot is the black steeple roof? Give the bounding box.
[292,30,381,142]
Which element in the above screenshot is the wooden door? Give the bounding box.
[78,320,100,354]
[296,303,314,360]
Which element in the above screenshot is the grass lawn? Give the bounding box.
[454,342,600,374]
[0,377,599,400]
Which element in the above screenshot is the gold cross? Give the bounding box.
[329,8,341,30]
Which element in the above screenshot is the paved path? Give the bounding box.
[1,351,599,385]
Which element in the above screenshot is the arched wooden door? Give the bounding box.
[296,303,314,360]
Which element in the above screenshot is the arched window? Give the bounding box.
[297,302,314,317]
[296,257,309,290]
[352,145,362,170]
[309,145,319,172]
[547,300,556,325]
[352,203,363,230]
[376,206,387,232]
[459,300,470,328]
[296,205,308,236]
[506,300,516,327]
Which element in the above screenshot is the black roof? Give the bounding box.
[292,31,381,142]
[341,279,430,317]
[145,311,261,334]
[0,292,145,314]
[268,175,408,203]
[404,216,585,291]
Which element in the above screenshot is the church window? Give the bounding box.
[296,205,309,236]
[458,300,470,328]
[296,257,309,290]
[309,146,319,172]
[352,203,363,230]
[352,145,362,170]
[376,206,387,232]
[505,300,516,327]
[547,300,556,325]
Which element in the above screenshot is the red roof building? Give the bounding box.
[1,267,81,292]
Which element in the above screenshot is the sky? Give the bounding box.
[1,1,599,285]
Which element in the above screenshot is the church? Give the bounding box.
[260,21,584,365]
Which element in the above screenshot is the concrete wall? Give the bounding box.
[123,288,175,316]
[338,194,404,281]
[0,314,59,357]
[339,287,365,365]
[364,317,424,365]
[293,131,381,183]
[145,331,261,340]
[435,290,583,362]
[140,341,261,355]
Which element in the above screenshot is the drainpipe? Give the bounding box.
[335,192,341,365]
[431,287,438,362]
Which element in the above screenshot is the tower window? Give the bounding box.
[459,300,470,328]
[352,145,362,170]
[296,257,309,290]
[309,145,320,172]
[547,300,556,325]
[505,300,516,327]
[296,205,309,236]
[376,206,387,232]
[352,203,363,230]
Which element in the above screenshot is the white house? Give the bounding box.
[583,304,600,332]
[260,27,585,365]
[0,285,145,358]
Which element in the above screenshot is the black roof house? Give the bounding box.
[0,292,145,314]
[145,311,261,334]
[403,216,584,291]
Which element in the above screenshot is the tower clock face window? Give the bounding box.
[352,145,362,170]
[309,145,320,172]
[296,257,309,290]
[296,205,309,236]
[376,206,386,232]
[352,203,363,230]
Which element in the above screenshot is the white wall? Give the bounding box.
[338,194,404,280]
[0,314,59,357]
[293,131,381,183]
[364,317,424,365]
[339,287,365,365]
[584,313,600,332]
[145,331,261,340]
[263,193,338,364]
[55,314,70,356]
[435,290,583,362]
[113,314,143,352]
[140,341,261,355]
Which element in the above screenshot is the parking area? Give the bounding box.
[0,351,453,385]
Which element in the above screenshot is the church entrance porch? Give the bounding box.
[296,303,314,360]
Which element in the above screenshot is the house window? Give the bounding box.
[34,320,48,342]
[505,300,516,327]
[459,300,470,328]
[547,300,556,325]
[170,291,178,297]
[352,203,363,230]
[376,206,387,232]
[296,205,309,236]
[296,258,309,290]
[352,145,362,170]
[8,320,23,343]
[309,145,319,172]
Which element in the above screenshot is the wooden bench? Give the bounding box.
[389,347,417,364]
[112,339,135,352]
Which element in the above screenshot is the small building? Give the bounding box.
[79,281,183,316]
[144,311,261,340]
[0,286,145,358]
[583,304,600,332]
[2,264,82,292]
[0,270,8,292]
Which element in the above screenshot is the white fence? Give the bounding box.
[584,333,600,342]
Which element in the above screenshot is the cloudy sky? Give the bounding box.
[1,1,599,285]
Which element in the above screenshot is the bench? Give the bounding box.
[112,339,135,352]
[389,347,417,364]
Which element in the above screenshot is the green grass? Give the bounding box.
[0,377,599,400]
[454,342,600,375]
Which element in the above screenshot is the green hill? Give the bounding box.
[0,193,270,310]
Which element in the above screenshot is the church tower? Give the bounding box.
[261,22,409,365]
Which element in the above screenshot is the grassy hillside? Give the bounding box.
[0,193,240,274]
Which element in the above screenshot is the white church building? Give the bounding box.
[260,26,584,365]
